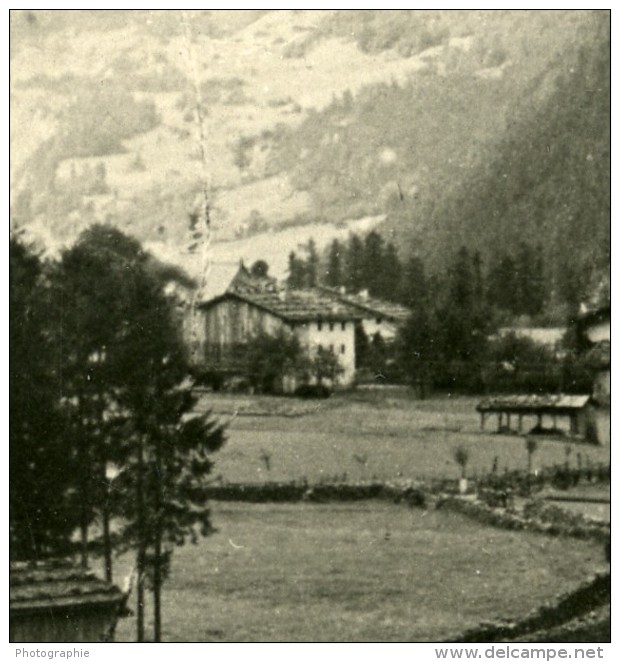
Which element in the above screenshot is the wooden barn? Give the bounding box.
[197,288,364,387]
[10,561,125,643]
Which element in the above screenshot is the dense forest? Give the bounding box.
[266,11,610,310]
[394,16,611,310]
[286,230,598,396]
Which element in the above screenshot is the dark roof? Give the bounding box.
[578,303,610,327]
[199,289,365,322]
[477,394,591,414]
[319,287,411,322]
[10,561,124,614]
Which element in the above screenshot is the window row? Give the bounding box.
[317,343,346,355]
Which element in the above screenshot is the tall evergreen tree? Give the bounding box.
[344,233,365,292]
[10,239,78,559]
[53,225,226,642]
[287,251,306,289]
[305,239,319,288]
[325,239,342,287]
[363,230,385,296]
[399,254,428,309]
[487,253,517,313]
[379,242,402,302]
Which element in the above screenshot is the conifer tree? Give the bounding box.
[10,238,78,559]
[325,239,342,287]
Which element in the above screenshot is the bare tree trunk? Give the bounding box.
[153,431,163,643]
[103,503,112,582]
[136,435,146,643]
[153,530,162,642]
[79,511,89,569]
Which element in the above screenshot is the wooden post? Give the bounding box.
[480,412,485,430]
[507,413,511,431]
[518,414,523,433]
[570,413,577,435]
[498,412,503,432]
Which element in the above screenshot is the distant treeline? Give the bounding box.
[285,231,596,395]
[289,230,549,320]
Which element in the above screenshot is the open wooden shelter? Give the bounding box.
[476,394,593,438]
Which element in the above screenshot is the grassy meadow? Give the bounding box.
[113,501,607,642]
[107,389,609,642]
[197,389,610,484]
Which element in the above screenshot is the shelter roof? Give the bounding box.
[477,394,591,414]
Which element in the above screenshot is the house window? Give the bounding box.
[329,322,334,331]
[341,344,346,354]
[317,321,323,331]
[376,318,383,324]
[341,322,346,331]
[329,344,334,353]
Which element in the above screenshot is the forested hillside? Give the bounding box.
[389,16,610,307]
[10,10,609,305]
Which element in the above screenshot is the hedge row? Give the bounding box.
[450,572,610,643]
[203,481,427,506]
[477,464,610,497]
[436,496,610,543]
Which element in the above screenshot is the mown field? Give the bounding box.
[109,390,609,642]
[113,501,608,642]
[196,390,610,484]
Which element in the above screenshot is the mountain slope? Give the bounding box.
[9,10,610,295]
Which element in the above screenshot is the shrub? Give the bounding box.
[294,384,331,399]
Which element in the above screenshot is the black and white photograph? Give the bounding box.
[9,7,611,647]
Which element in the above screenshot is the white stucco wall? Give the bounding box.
[295,319,356,385]
[586,320,610,344]
[361,317,398,341]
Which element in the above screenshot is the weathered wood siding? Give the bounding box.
[204,299,286,349]
[10,606,120,642]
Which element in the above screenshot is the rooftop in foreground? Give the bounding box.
[10,560,124,613]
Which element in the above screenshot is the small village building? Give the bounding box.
[579,303,610,344]
[197,288,364,387]
[10,561,125,643]
[183,261,278,360]
[496,326,567,358]
[319,287,411,341]
[578,303,610,406]
[476,394,597,441]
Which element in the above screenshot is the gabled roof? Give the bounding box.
[477,394,591,414]
[197,261,251,303]
[199,289,365,323]
[10,561,124,614]
[318,287,411,322]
